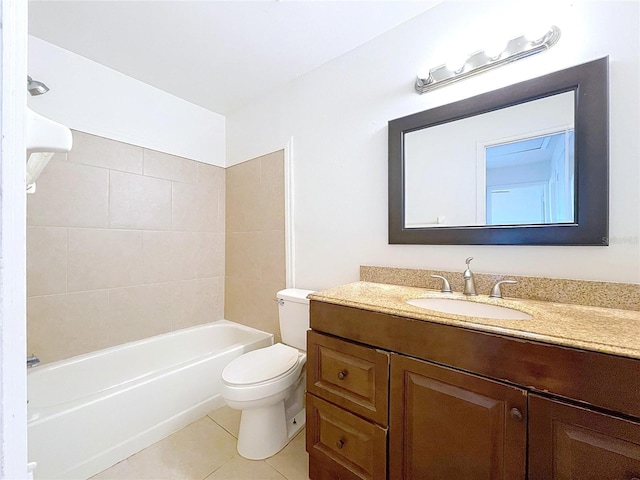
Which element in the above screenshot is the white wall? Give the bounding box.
[227,0,640,287]
[28,36,225,166]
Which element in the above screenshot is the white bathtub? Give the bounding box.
[27,320,273,480]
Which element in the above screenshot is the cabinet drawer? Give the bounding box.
[306,393,387,480]
[307,331,389,426]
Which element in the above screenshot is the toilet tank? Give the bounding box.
[277,288,315,351]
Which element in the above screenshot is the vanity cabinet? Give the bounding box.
[306,330,389,480]
[528,394,640,479]
[307,300,640,480]
[389,354,527,479]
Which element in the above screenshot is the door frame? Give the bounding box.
[0,0,29,478]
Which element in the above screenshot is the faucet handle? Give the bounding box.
[490,280,517,299]
[465,257,474,267]
[430,275,452,293]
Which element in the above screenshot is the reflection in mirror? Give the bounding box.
[404,91,574,228]
[486,129,574,225]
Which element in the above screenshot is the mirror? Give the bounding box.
[388,57,609,245]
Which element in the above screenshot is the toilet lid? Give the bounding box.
[222,343,300,385]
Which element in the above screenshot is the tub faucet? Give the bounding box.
[27,355,40,368]
[463,257,477,296]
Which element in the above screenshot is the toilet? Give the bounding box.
[220,288,314,460]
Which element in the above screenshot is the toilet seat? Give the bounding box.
[222,343,300,386]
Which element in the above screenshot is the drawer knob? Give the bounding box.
[510,408,523,422]
[337,369,349,380]
[336,438,346,449]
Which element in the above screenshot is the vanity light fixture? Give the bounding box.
[415,26,561,94]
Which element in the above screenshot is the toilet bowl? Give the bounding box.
[220,289,314,460]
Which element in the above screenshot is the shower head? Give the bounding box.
[27,75,49,96]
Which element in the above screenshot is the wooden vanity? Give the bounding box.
[305,283,640,480]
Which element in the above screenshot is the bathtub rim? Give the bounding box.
[27,320,274,415]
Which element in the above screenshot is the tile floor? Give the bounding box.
[91,405,310,480]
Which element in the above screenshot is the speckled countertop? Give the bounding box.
[309,281,640,360]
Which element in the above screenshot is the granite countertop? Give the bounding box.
[309,281,640,360]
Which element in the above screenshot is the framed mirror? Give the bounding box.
[388,57,609,245]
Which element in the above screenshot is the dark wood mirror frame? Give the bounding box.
[388,57,609,245]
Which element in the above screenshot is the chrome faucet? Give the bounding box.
[463,257,477,296]
[430,274,452,293]
[490,280,518,299]
[27,355,40,368]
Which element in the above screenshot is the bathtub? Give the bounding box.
[27,320,273,480]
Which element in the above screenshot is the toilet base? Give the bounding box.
[237,403,306,460]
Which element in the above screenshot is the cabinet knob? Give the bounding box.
[510,408,523,422]
[337,369,349,380]
[336,438,345,449]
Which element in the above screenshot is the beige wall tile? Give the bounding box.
[27,226,67,297]
[260,150,284,180]
[27,133,229,363]
[110,171,172,230]
[172,182,221,232]
[244,279,283,337]
[224,276,247,324]
[196,232,225,278]
[226,232,261,280]
[172,278,219,330]
[226,158,260,188]
[27,159,109,228]
[197,162,225,189]
[225,184,246,233]
[217,188,226,233]
[67,228,144,292]
[143,231,198,283]
[27,291,111,363]
[225,150,285,336]
[215,276,225,319]
[260,230,286,285]
[67,130,143,174]
[144,149,198,184]
[262,176,285,231]
[242,181,267,232]
[108,283,176,345]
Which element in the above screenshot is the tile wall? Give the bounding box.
[225,150,286,340]
[27,131,226,363]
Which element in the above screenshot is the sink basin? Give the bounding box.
[406,298,532,320]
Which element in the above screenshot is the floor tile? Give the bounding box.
[205,455,287,480]
[90,459,137,479]
[266,429,310,480]
[208,404,241,438]
[125,417,236,479]
[92,407,310,480]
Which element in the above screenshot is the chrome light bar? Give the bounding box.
[415,26,561,94]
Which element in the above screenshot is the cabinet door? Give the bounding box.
[528,394,640,480]
[389,354,527,480]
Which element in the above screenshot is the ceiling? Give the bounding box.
[28,0,443,116]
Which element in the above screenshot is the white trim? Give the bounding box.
[284,138,295,289]
[475,141,487,224]
[1,0,29,478]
